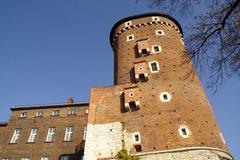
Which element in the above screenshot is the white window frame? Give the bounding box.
[10,128,21,144]
[125,21,132,27]
[40,156,49,160]
[68,109,76,115]
[149,61,160,73]
[60,156,69,160]
[159,92,172,102]
[133,132,141,144]
[21,157,30,160]
[155,29,165,36]
[127,34,134,42]
[46,127,56,142]
[151,45,162,54]
[178,126,191,138]
[83,125,87,140]
[64,126,74,141]
[51,110,59,116]
[20,112,27,118]
[3,157,11,160]
[152,16,160,21]
[35,111,43,117]
[28,128,38,143]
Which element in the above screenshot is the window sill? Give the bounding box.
[26,142,35,144]
[63,140,73,142]
[44,141,54,143]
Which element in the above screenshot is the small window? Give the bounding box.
[125,21,132,27]
[178,126,191,138]
[152,16,160,21]
[151,45,162,54]
[155,30,165,36]
[51,110,59,116]
[129,93,134,97]
[3,157,11,160]
[127,34,134,41]
[180,38,185,45]
[85,109,89,114]
[10,128,21,144]
[83,125,87,140]
[64,126,74,141]
[149,61,160,73]
[60,156,69,160]
[68,109,76,115]
[35,111,43,117]
[21,157,30,160]
[19,112,27,118]
[133,132,141,144]
[46,127,56,142]
[28,128,38,143]
[159,92,172,102]
[40,157,48,160]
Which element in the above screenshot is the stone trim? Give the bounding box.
[134,147,233,160]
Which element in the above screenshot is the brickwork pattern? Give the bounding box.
[0,104,88,160]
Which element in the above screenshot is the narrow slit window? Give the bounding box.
[151,45,162,53]
[152,16,160,21]
[133,132,141,144]
[160,92,172,102]
[127,34,134,41]
[178,126,190,138]
[181,128,187,135]
[125,21,132,27]
[155,30,165,36]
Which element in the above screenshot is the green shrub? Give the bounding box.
[115,148,140,160]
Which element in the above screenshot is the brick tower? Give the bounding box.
[83,13,233,160]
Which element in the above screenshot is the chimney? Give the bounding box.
[67,98,74,104]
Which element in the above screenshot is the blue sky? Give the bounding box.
[0,0,239,159]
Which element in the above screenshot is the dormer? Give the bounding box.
[123,87,141,111]
[137,39,150,56]
[134,61,149,82]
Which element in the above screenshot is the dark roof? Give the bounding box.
[0,122,8,126]
[10,102,89,111]
[110,12,183,47]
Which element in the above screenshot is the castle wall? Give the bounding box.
[84,13,232,160]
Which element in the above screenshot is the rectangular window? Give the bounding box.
[149,61,160,73]
[21,157,30,160]
[51,110,59,116]
[28,128,38,143]
[35,111,43,117]
[83,125,87,140]
[68,109,76,115]
[10,128,21,144]
[133,132,141,144]
[60,156,69,160]
[40,156,48,160]
[46,127,56,142]
[3,157,11,160]
[19,112,27,118]
[64,126,74,141]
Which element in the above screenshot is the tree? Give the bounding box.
[138,0,240,92]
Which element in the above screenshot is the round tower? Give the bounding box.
[108,13,232,160]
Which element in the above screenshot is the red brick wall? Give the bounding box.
[88,14,229,155]
[0,104,88,160]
